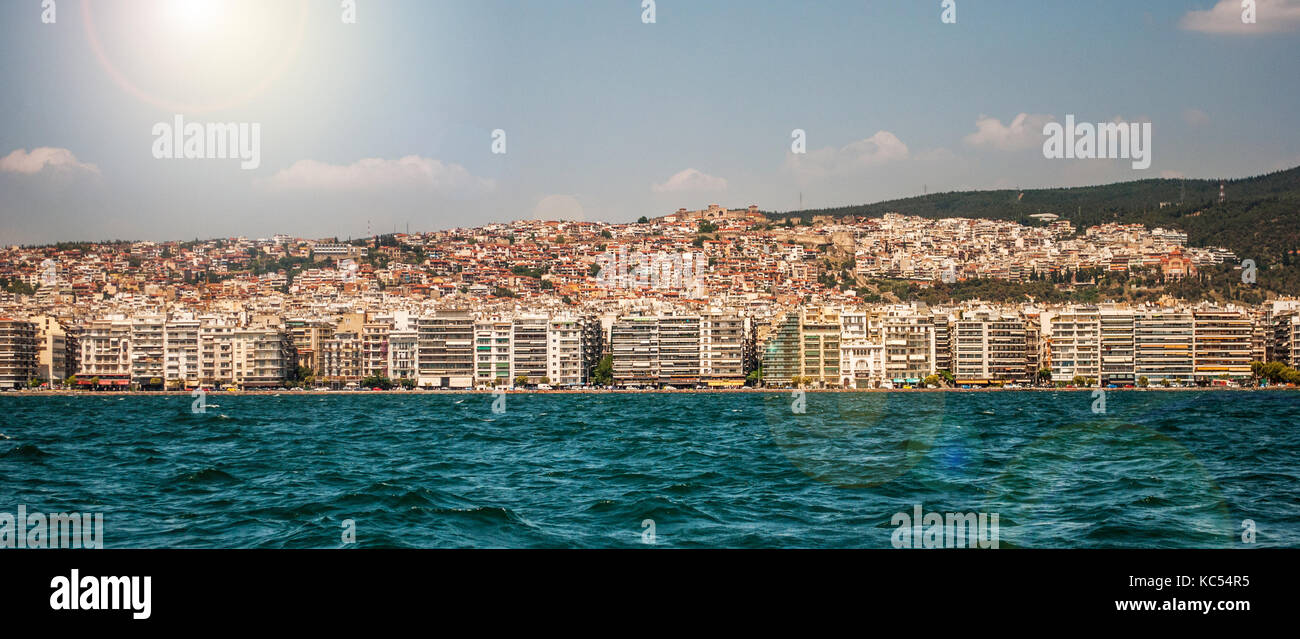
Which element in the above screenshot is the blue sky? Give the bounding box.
[2,0,1298,244]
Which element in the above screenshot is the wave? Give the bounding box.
[1,444,51,459]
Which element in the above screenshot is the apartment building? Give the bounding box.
[658,315,701,387]
[931,313,952,374]
[79,318,133,388]
[1193,308,1253,381]
[474,319,512,388]
[761,312,800,387]
[387,330,419,382]
[1099,309,1136,386]
[952,311,1028,385]
[800,307,841,387]
[163,318,201,388]
[362,321,391,378]
[232,328,296,388]
[510,315,549,385]
[285,319,335,376]
[320,331,363,386]
[31,314,71,382]
[700,312,746,387]
[882,311,934,386]
[130,316,166,388]
[0,318,38,389]
[417,310,474,389]
[1270,310,1300,366]
[547,316,585,387]
[1134,310,1195,385]
[611,316,659,387]
[1050,308,1100,385]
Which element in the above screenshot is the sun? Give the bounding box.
[82,0,310,114]
[167,0,223,35]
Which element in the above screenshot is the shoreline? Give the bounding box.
[4,386,1288,397]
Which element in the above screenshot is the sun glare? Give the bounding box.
[168,0,222,34]
[83,0,309,113]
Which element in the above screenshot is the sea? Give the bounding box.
[0,390,1295,548]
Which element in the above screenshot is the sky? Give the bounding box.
[1,0,1299,245]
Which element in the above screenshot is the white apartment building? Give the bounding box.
[1050,308,1100,384]
[474,319,512,388]
[547,316,584,387]
[79,318,133,387]
[387,330,418,382]
[700,312,746,387]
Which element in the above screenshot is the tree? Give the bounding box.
[1037,368,1053,386]
[1071,375,1086,387]
[937,369,955,386]
[1137,376,1149,388]
[361,374,393,390]
[637,216,649,224]
[514,375,529,388]
[745,366,763,387]
[923,374,940,388]
[591,355,614,386]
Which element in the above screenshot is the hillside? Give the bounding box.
[769,166,1300,302]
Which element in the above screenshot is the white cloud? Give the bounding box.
[1180,0,1300,34]
[963,113,1055,151]
[652,168,728,193]
[532,194,586,221]
[261,155,494,195]
[0,147,100,175]
[1183,108,1211,127]
[784,130,910,181]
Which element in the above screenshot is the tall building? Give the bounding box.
[474,319,512,388]
[760,312,800,387]
[882,309,934,386]
[79,318,133,388]
[130,316,166,389]
[417,310,474,389]
[0,318,37,389]
[1134,309,1194,385]
[952,310,1028,385]
[657,315,701,387]
[31,315,70,383]
[611,316,659,387]
[387,330,419,382]
[510,315,549,385]
[1050,307,1100,385]
[931,312,952,374]
[547,316,585,387]
[361,321,391,378]
[1099,309,1136,386]
[320,331,363,387]
[800,307,841,387]
[163,318,201,388]
[1193,308,1252,381]
[700,311,746,387]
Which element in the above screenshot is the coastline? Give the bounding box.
[5,386,1287,397]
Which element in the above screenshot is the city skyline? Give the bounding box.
[3,0,1300,245]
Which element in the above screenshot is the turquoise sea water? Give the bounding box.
[0,391,1295,548]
